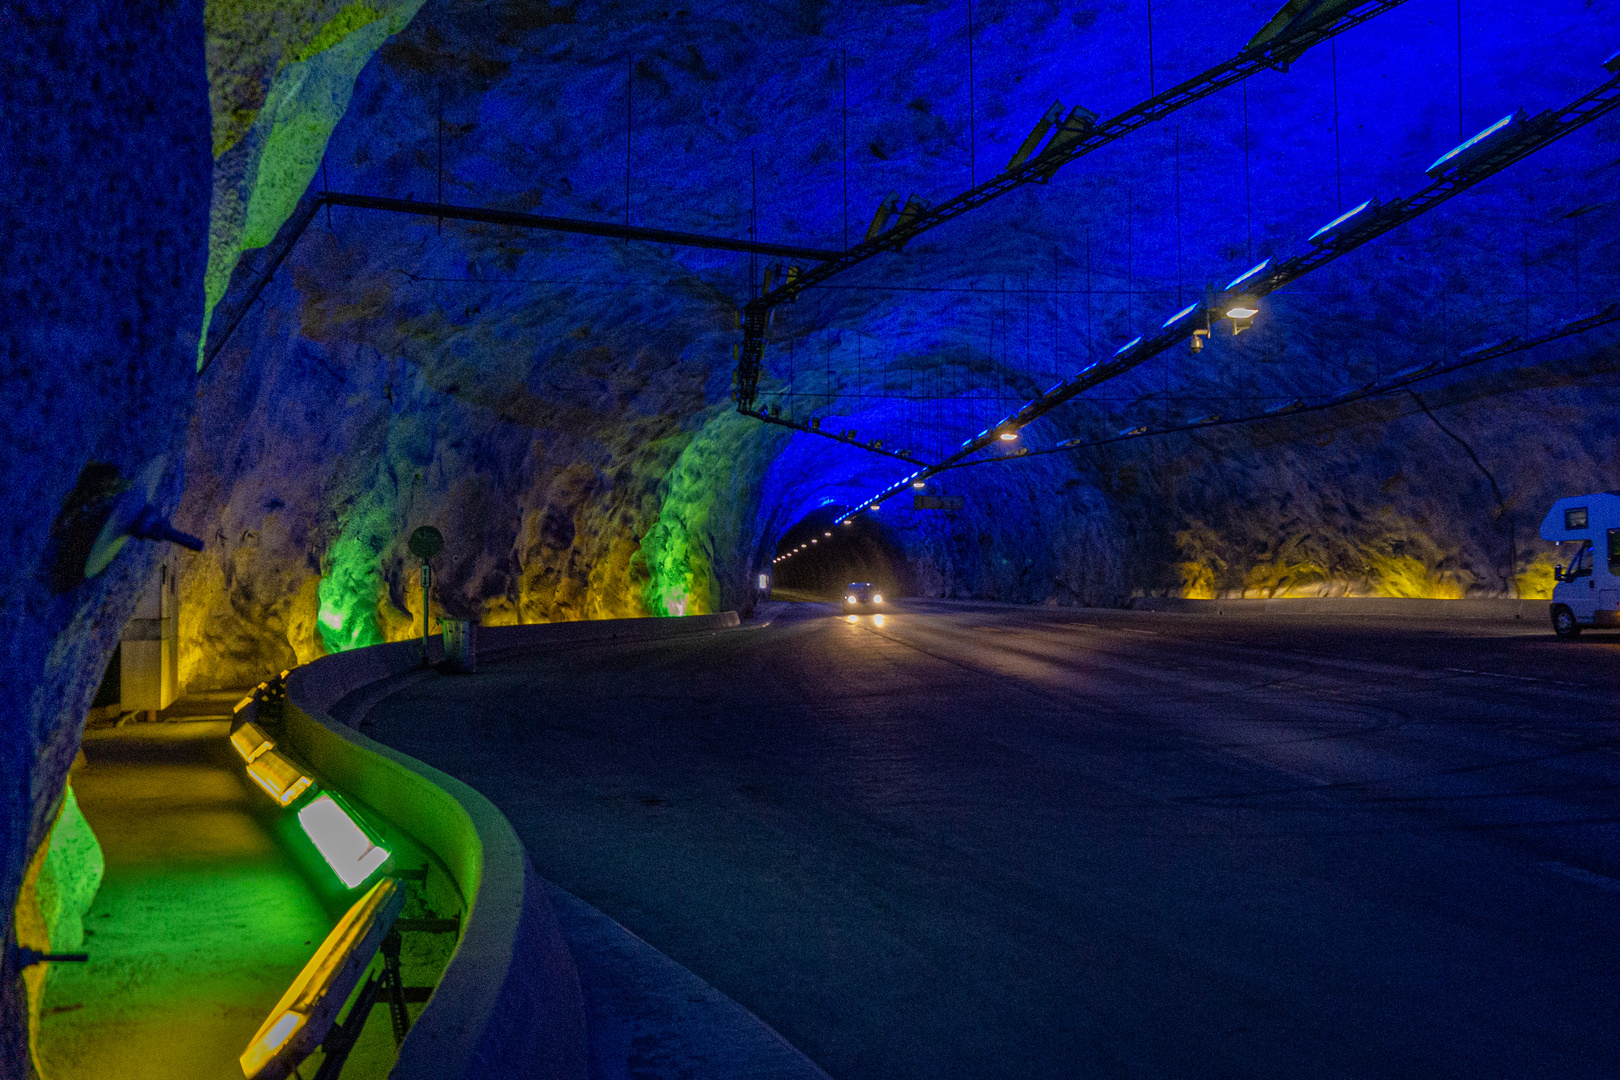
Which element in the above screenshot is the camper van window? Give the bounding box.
[1566,507,1589,531]
[1609,529,1620,574]
[1567,541,1593,577]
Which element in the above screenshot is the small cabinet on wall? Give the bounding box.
[120,559,179,712]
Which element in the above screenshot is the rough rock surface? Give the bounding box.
[1,2,212,1070]
[167,0,1619,689]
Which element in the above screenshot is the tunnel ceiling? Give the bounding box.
[179,0,1620,687]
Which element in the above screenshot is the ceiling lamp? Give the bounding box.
[1226,299,1259,334]
[1113,335,1144,357]
[912,480,926,489]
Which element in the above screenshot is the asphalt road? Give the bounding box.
[365,601,1620,1080]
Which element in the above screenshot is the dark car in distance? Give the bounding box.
[842,582,884,613]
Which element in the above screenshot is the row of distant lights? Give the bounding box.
[773,529,838,563]
[828,100,1578,525]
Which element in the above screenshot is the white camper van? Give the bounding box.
[1540,492,1620,637]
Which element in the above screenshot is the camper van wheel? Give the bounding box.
[1551,605,1581,639]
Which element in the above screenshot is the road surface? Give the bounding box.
[365,600,1620,1080]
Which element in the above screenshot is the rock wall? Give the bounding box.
[1,3,213,1070]
[178,0,1620,693]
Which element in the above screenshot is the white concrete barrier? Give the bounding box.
[279,612,743,1080]
[1128,596,1549,621]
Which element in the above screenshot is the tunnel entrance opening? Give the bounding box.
[769,506,914,602]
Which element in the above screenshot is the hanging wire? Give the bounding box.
[1243,78,1253,262]
[1146,0,1156,98]
[1332,37,1342,213]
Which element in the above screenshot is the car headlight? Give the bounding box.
[847,595,857,603]
[873,595,882,604]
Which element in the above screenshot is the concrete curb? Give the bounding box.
[286,640,590,1080]
[1127,596,1551,621]
[476,611,744,661]
[281,611,745,1080]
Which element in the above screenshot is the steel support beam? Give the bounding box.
[835,65,1620,519]
[320,192,843,262]
[731,0,1417,409]
[202,191,840,371]
[952,299,1620,465]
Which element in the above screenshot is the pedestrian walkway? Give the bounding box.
[35,714,334,1080]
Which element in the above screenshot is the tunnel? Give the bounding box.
[7,1,1620,1077]
[768,506,914,601]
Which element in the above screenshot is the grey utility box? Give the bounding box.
[442,618,477,673]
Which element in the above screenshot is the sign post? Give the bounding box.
[407,526,445,666]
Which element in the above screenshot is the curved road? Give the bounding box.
[365,601,1620,1080]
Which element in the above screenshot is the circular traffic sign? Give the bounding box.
[408,525,444,560]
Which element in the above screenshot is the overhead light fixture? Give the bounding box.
[912,480,926,489]
[811,539,817,544]
[1308,197,1376,243]
[843,520,853,526]
[1426,111,1522,177]
[231,721,275,765]
[239,877,406,1080]
[999,430,1018,441]
[1162,302,1200,329]
[1225,258,1271,292]
[299,792,391,889]
[1226,299,1259,335]
[871,503,881,511]
[246,750,315,808]
[1113,335,1144,357]
[824,531,831,536]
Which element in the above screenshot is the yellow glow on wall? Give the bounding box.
[297,793,390,888]
[239,877,405,1079]
[230,721,275,764]
[246,750,315,807]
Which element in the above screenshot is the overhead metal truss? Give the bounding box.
[731,0,1418,409]
[202,191,841,371]
[953,298,1620,466]
[834,62,1620,519]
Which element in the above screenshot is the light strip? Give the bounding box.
[1113,335,1144,357]
[1161,302,1200,328]
[1426,112,1518,175]
[1308,197,1375,242]
[1225,258,1271,291]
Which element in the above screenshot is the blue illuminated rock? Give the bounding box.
[177,0,1620,688]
